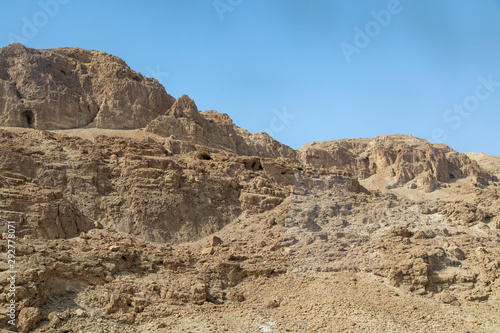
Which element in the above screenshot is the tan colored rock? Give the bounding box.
[47,312,61,328]
[210,236,223,247]
[190,283,207,305]
[201,247,214,255]
[466,152,500,180]
[416,171,438,193]
[265,299,280,308]
[494,216,500,230]
[146,95,296,159]
[75,309,85,317]
[298,134,494,189]
[0,45,499,333]
[439,293,459,305]
[18,307,41,333]
[0,127,294,243]
[226,290,245,302]
[0,43,175,130]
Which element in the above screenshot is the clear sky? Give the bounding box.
[1,0,499,155]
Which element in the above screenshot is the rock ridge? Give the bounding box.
[0,43,176,130]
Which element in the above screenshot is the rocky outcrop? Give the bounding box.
[0,128,294,243]
[0,43,175,130]
[0,44,295,159]
[1,45,500,332]
[146,95,296,159]
[467,152,500,179]
[298,134,496,190]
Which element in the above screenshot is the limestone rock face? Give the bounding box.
[146,95,296,159]
[298,134,495,188]
[0,43,175,130]
[1,45,500,332]
[0,44,294,158]
[467,152,500,179]
[0,129,293,243]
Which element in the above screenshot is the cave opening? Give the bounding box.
[22,110,34,128]
[198,152,212,160]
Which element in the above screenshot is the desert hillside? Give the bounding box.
[0,44,499,332]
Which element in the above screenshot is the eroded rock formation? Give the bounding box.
[0,44,499,332]
[0,43,176,130]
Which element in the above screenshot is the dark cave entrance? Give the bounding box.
[22,110,34,128]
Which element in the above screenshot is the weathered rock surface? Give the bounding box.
[467,152,500,179]
[0,43,176,130]
[0,45,499,332]
[299,134,496,190]
[0,128,295,243]
[0,44,295,159]
[146,94,296,158]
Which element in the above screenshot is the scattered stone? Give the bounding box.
[75,309,85,317]
[227,290,245,303]
[449,247,466,260]
[440,294,458,305]
[265,299,280,309]
[18,307,41,333]
[389,226,413,238]
[201,247,214,255]
[210,236,223,247]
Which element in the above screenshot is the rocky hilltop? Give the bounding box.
[0,43,294,159]
[0,45,499,332]
[0,43,176,130]
[300,135,495,192]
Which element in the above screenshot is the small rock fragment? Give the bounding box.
[210,235,222,247]
[109,245,120,252]
[18,307,41,333]
[200,247,214,255]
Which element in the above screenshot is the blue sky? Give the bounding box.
[1,0,500,155]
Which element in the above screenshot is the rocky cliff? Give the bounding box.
[0,44,295,159]
[0,45,499,332]
[0,43,175,129]
[299,134,496,192]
